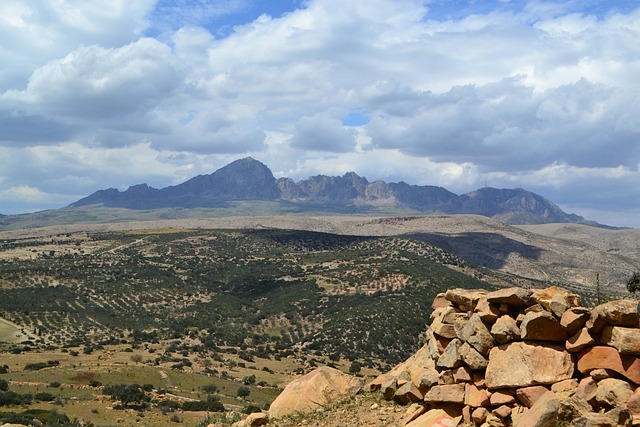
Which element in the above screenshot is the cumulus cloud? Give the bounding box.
[1,0,640,227]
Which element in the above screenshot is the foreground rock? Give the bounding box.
[268,366,364,419]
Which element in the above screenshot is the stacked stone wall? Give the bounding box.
[369,286,640,426]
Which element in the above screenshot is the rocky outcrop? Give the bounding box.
[369,287,640,426]
[268,366,364,419]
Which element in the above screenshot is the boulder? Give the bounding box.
[627,388,640,415]
[519,311,567,341]
[486,342,573,389]
[577,346,640,384]
[431,316,458,339]
[586,299,640,333]
[594,378,634,407]
[471,407,489,424]
[486,287,533,308]
[570,411,631,427]
[550,378,578,394]
[436,338,464,369]
[433,293,452,309]
[232,412,268,427]
[268,366,364,419]
[530,286,581,317]
[444,289,487,311]
[475,297,501,323]
[574,377,598,406]
[490,315,520,344]
[560,307,591,336]
[511,391,560,427]
[600,325,640,355]
[566,328,595,353]
[400,403,428,426]
[459,342,488,370]
[394,381,424,404]
[464,383,490,407]
[460,314,495,356]
[405,409,456,427]
[516,385,550,408]
[489,389,516,406]
[424,384,466,404]
[493,405,512,419]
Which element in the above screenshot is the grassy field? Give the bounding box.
[0,342,323,426]
[0,317,24,344]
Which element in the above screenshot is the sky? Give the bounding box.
[1,0,639,227]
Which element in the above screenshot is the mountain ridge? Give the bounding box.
[69,157,605,227]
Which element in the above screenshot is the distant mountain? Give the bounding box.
[69,157,598,226]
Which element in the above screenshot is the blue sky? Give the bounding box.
[1,0,640,227]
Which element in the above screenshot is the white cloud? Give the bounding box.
[0,0,639,226]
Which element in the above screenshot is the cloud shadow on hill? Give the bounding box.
[407,232,544,270]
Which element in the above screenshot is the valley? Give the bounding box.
[0,214,637,426]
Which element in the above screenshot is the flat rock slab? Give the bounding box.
[485,342,573,389]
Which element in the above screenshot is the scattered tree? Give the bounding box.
[627,272,640,294]
[236,386,250,399]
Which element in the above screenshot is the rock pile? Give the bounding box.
[369,286,640,426]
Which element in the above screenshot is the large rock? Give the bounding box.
[586,299,640,333]
[519,311,568,341]
[268,366,364,419]
[491,315,520,344]
[530,286,581,317]
[436,338,463,369]
[516,385,550,408]
[512,391,560,427]
[459,342,488,370]
[594,378,634,407]
[577,346,640,384]
[405,409,456,427]
[566,328,595,353]
[460,314,495,356]
[424,383,466,404]
[444,289,487,311]
[560,307,590,336]
[232,412,268,427]
[485,342,573,389]
[600,326,640,355]
[486,287,533,308]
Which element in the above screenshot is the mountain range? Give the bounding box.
[68,157,601,226]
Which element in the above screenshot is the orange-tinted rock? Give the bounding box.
[574,377,598,406]
[405,409,455,427]
[436,338,463,369]
[550,378,578,394]
[485,342,573,389]
[627,389,640,415]
[490,315,520,344]
[431,316,458,339]
[424,384,466,404]
[493,405,512,419]
[516,385,550,408]
[433,293,452,309]
[394,381,424,404]
[233,412,269,427]
[400,403,428,426]
[586,299,640,333]
[530,286,581,317]
[560,307,590,336]
[595,378,634,407]
[577,346,640,384]
[486,287,533,308]
[471,407,489,424]
[520,311,567,341]
[459,342,488,370]
[566,328,595,353]
[475,297,500,323]
[460,314,495,356]
[268,366,364,419]
[511,391,559,427]
[601,325,640,356]
[489,389,516,406]
[444,289,487,311]
[464,383,490,407]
